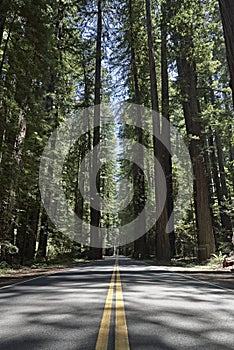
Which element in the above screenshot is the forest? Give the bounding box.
[0,0,233,267]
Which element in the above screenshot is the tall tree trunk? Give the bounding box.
[219,0,234,107]
[209,85,232,244]
[26,202,40,261]
[0,0,8,47]
[0,12,15,76]
[145,0,170,262]
[128,0,147,259]
[37,210,48,260]
[74,136,86,246]
[90,0,102,259]
[215,133,233,241]
[161,0,175,257]
[37,1,66,260]
[203,133,219,248]
[176,48,215,261]
[0,16,14,161]
[229,134,234,192]
[0,98,7,165]
[0,103,27,243]
[208,131,223,243]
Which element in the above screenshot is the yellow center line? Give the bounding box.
[95,262,117,350]
[95,258,130,350]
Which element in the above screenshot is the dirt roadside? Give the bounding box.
[179,271,234,290]
[0,264,85,288]
[156,265,234,290]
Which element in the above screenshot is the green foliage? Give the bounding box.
[210,251,227,265]
[0,0,233,264]
[0,241,19,255]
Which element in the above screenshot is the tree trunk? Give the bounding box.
[145,0,170,262]
[0,105,27,242]
[0,98,7,165]
[26,203,39,261]
[0,13,15,76]
[215,133,233,241]
[208,84,232,244]
[161,0,175,257]
[0,0,8,47]
[176,52,215,261]
[90,0,102,259]
[203,133,218,247]
[128,0,147,259]
[229,134,234,192]
[74,137,85,244]
[219,0,234,107]
[37,210,48,260]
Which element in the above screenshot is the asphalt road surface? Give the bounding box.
[0,256,233,350]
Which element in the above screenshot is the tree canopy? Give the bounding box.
[0,0,233,266]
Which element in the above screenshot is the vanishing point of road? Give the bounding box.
[0,256,233,349]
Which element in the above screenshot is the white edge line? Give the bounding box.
[147,264,234,293]
[0,259,115,291]
[176,272,234,293]
[0,274,47,290]
[0,266,82,291]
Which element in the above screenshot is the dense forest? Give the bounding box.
[0,0,233,266]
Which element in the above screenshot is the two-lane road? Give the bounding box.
[0,257,233,349]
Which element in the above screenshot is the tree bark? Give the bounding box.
[90,0,102,259]
[145,0,170,262]
[176,51,215,261]
[208,85,232,244]
[0,104,27,243]
[161,0,175,257]
[37,210,48,260]
[215,133,233,241]
[219,0,234,108]
[128,0,147,259]
[0,0,8,47]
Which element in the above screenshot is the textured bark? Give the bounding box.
[219,0,234,107]
[161,0,175,256]
[16,198,40,264]
[0,0,7,47]
[229,135,234,192]
[205,133,219,247]
[128,0,147,259]
[90,0,102,259]
[176,52,215,261]
[74,136,86,244]
[209,86,232,243]
[145,0,170,262]
[215,133,233,240]
[0,13,14,162]
[0,98,7,166]
[37,211,48,259]
[0,11,15,76]
[0,105,27,242]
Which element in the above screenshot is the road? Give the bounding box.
[0,256,233,349]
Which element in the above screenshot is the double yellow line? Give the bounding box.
[95,259,130,350]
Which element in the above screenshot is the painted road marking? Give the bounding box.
[115,265,130,350]
[95,262,117,350]
[95,259,130,350]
